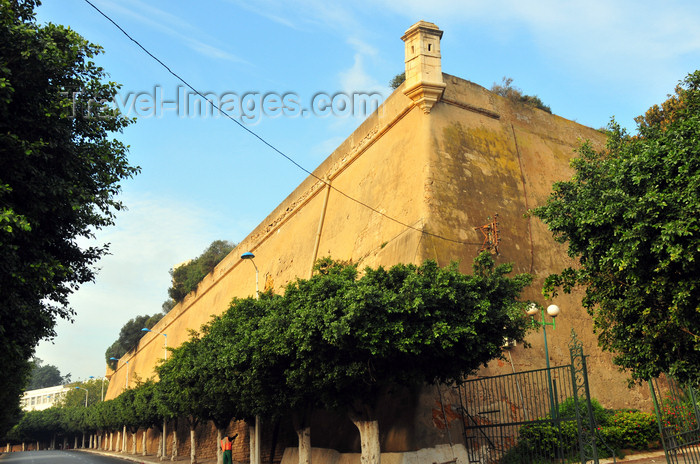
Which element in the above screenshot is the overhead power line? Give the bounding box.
[82,0,482,247]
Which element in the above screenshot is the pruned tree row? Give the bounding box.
[7,255,533,464]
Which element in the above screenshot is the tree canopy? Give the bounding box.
[0,0,138,435]
[389,72,405,90]
[27,358,71,389]
[105,313,164,370]
[531,70,700,384]
[59,377,107,408]
[191,255,532,464]
[279,256,532,418]
[165,240,236,305]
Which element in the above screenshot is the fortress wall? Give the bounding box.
[105,60,651,457]
[421,73,651,411]
[106,85,433,399]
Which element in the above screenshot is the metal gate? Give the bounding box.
[649,376,700,464]
[453,330,601,463]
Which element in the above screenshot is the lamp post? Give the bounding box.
[89,375,106,402]
[241,251,261,464]
[526,303,561,419]
[75,386,89,407]
[141,328,168,361]
[241,252,259,297]
[109,357,129,389]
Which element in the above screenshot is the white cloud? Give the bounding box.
[92,0,245,64]
[375,0,700,86]
[339,54,378,93]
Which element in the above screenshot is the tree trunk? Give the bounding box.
[296,426,311,464]
[157,431,163,458]
[249,423,256,464]
[115,431,119,451]
[22,442,25,451]
[292,408,313,464]
[143,429,148,456]
[216,427,223,464]
[161,420,167,461]
[36,440,40,451]
[351,420,380,464]
[171,420,178,461]
[82,432,86,448]
[190,425,197,464]
[74,435,78,450]
[132,431,137,454]
[122,425,127,452]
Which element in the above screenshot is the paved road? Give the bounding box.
[0,450,139,463]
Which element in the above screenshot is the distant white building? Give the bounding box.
[21,385,70,411]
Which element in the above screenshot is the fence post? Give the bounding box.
[568,329,599,464]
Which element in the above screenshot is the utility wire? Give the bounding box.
[83,0,482,246]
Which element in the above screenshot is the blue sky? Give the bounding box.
[33,0,700,382]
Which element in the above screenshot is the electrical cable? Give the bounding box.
[83,0,482,246]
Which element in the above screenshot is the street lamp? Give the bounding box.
[241,251,261,464]
[109,357,129,389]
[526,303,560,419]
[241,252,259,297]
[89,376,106,402]
[75,386,89,407]
[141,328,168,361]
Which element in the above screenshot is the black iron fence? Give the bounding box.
[448,331,601,464]
[649,376,700,464]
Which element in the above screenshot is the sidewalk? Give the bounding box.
[600,450,667,464]
[76,448,219,464]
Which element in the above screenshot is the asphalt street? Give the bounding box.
[0,450,139,463]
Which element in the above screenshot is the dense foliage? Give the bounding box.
[7,256,531,464]
[165,240,235,304]
[491,77,552,113]
[59,377,108,408]
[389,72,405,89]
[507,399,659,462]
[194,255,532,464]
[28,358,71,389]
[0,0,138,435]
[531,71,700,384]
[105,313,164,370]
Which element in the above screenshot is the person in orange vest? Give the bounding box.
[221,434,236,464]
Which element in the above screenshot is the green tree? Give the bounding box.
[530,70,700,384]
[209,255,532,464]
[27,358,71,389]
[167,240,236,303]
[491,77,551,113]
[60,378,105,408]
[156,330,223,464]
[389,72,405,90]
[202,293,290,464]
[105,313,163,369]
[0,0,139,434]
[284,256,532,464]
[131,381,163,456]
